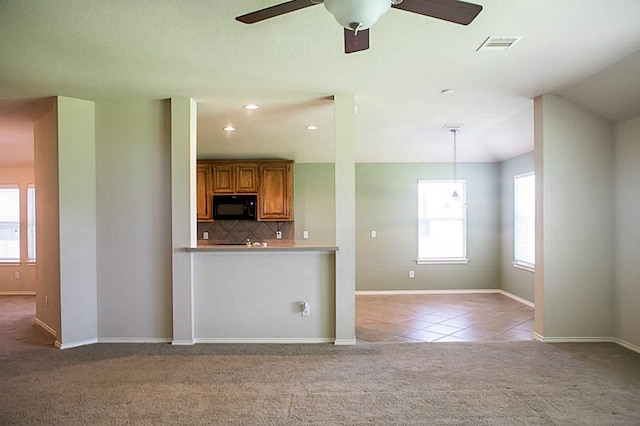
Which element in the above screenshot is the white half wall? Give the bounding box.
[194,252,335,341]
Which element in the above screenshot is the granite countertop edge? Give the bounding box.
[185,244,339,253]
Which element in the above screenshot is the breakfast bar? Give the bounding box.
[186,244,338,343]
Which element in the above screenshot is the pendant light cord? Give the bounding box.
[452,129,458,183]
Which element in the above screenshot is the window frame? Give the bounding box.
[512,172,535,272]
[0,185,21,264]
[416,179,469,265]
[27,184,36,264]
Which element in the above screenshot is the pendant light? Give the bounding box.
[446,128,467,209]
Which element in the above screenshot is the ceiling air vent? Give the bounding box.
[476,36,522,52]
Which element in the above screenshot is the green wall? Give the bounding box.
[355,163,501,291]
[500,152,535,302]
[294,163,336,245]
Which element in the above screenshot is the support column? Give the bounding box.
[57,96,98,349]
[334,94,357,345]
[533,94,614,341]
[171,97,197,345]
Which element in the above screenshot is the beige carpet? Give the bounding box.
[2,296,640,425]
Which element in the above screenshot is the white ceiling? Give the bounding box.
[1,0,640,165]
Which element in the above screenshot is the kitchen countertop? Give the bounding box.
[186,243,338,253]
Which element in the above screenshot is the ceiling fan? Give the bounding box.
[236,0,483,54]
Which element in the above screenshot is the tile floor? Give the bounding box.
[356,293,534,343]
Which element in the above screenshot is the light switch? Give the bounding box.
[371,230,377,238]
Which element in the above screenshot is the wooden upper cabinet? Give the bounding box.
[258,161,293,221]
[199,159,293,222]
[212,163,235,194]
[235,163,258,193]
[196,164,212,221]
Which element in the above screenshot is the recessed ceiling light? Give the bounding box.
[306,125,319,131]
[441,89,454,95]
[223,125,235,132]
[243,104,259,110]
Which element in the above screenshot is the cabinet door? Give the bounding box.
[212,164,235,194]
[236,163,258,193]
[196,164,212,221]
[258,162,293,221]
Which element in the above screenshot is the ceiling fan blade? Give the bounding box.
[344,28,370,54]
[392,0,482,25]
[236,0,318,24]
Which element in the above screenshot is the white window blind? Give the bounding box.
[0,186,20,263]
[514,173,535,269]
[27,185,36,263]
[417,180,467,264]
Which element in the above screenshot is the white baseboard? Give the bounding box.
[535,335,614,344]
[497,290,535,308]
[57,338,99,350]
[34,317,56,338]
[355,288,535,308]
[194,337,334,344]
[334,338,357,346]
[613,338,640,354]
[98,337,172,344]
[172,339,195,346]
[0,291,36,296]
[533,333,640,355]
[356,289,501,295]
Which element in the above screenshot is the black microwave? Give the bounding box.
[213,195,257,220]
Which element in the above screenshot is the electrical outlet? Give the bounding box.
[303,230,309,239]
[14,271,20,279]
[301,301,310,317]
[276,231,282,239]
[202,231,209,240]
[409,270,415,278]
[371,230,377,238]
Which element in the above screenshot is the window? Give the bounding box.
[417,180,468,264]
[0,186,20,263]
[27,184,36,263]
[513,173,535,271]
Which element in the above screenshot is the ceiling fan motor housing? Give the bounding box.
[324,0,392,30]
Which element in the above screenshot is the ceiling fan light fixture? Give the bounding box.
[324,0,391,31]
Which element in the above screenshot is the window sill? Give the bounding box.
[416,258,469,265]
[512,261,535,272]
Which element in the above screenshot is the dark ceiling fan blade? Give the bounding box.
[392,0,482,25]
[236,0,318,24]
[344,28,370,54]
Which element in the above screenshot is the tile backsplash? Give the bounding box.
[198,220,294,245]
